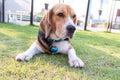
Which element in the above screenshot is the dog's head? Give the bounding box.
[40,4,77,40]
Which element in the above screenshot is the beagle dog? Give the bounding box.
[15,4,84,68]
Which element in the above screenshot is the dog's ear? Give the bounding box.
[74,15,77,25]
[40,9,53,38]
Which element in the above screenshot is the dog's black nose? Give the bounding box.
[67,25,76,32]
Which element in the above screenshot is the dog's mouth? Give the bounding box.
[66,25,76,38]
[50,25,76,40]
[66,31,75,38]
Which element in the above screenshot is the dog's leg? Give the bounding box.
[15,41,43,61]
[68,48,84,68]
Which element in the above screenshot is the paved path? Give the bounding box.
[10,21,120,33]
[77,26,120,33]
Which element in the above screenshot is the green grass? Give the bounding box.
[0,23,120,80]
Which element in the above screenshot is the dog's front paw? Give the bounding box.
[69,57,84,68]
[15,53,32,61]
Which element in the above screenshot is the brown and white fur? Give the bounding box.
[15,4,84,68]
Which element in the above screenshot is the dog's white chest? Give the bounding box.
[53,41,70,54]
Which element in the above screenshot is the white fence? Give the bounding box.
[8,11,42,25]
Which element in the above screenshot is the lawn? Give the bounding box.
[0,23,120,80]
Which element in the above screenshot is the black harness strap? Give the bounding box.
[37,30,69,53]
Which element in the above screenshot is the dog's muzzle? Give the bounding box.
[66,25,76,38]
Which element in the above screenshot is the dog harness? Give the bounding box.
[37,30,69,53]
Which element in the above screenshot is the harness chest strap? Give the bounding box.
[37,30,70,53]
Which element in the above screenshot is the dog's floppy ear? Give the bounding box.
[74,16,77,25]
[40,9,53,38]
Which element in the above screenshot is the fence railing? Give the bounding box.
[8,11,43,23]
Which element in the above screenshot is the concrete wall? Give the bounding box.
[4,0,30,22]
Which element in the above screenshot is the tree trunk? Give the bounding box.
[30,0,34,25]
[2,0,5,22]
[84,0,91,30]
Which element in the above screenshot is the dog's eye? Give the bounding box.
[57,13,64,18]
[73,15,76,18]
